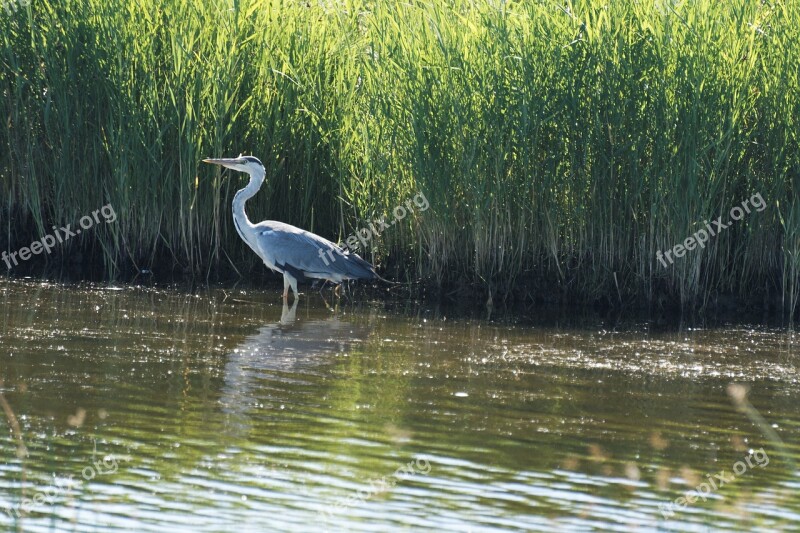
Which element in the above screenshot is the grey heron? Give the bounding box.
[203,155,379,300]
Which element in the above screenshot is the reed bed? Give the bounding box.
[0,0,798,311]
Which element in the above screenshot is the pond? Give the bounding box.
[0,279,798,531]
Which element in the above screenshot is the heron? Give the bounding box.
[203,155,380,301]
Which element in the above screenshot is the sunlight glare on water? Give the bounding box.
[0,280,798,532]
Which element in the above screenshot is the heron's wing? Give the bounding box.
[254,221,376,280]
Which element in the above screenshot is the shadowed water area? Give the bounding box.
[0,279,798,532]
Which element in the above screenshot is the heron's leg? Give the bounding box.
[319,290,333,311]
[317,279,328,295]
[280,298,298,325]
[282,273,290,301]
[287,272,300,301]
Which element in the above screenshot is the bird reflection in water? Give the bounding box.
[219,299,372,434]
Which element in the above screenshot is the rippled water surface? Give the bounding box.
[1,280,799,532]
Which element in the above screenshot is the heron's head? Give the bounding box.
[203,155,265,177]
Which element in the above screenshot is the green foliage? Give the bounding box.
[0,0,798,309]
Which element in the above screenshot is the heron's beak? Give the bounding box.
[202,157,244,169]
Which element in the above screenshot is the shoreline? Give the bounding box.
[0,271,789,324]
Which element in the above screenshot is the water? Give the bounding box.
[0,279,798,532]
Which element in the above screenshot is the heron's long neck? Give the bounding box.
[232,172,265,251]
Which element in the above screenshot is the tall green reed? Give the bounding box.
[0,0,797,311]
